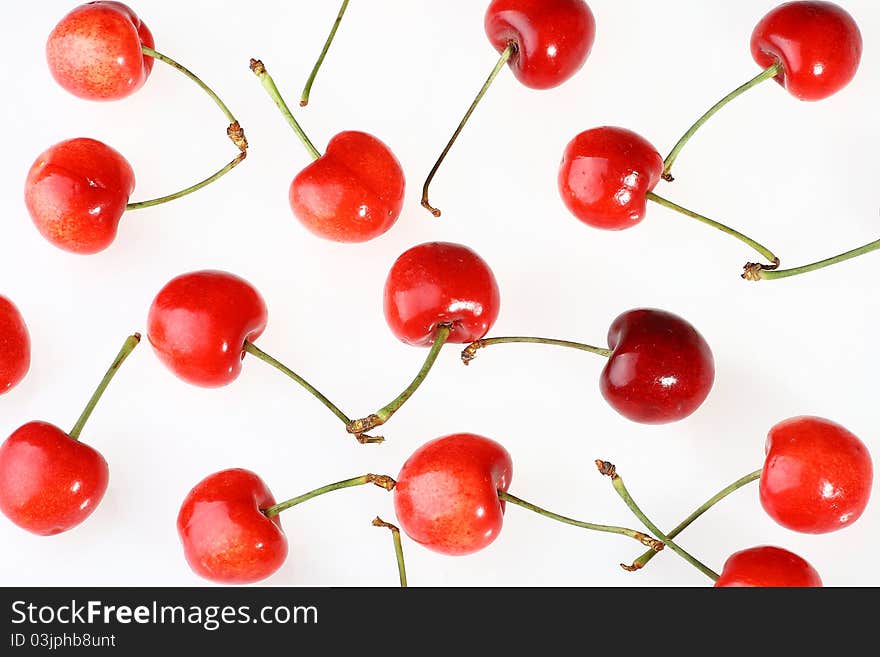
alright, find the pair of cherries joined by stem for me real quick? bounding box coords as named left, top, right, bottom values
left=0, top=296, right=31, bottom=396
left=26, top=2, right=247, bottom=255
left=177, top=433, right=663, bottom=584
left=559, top=2, right=877, bottom=281
left=0, top=333, right=139, bottom=535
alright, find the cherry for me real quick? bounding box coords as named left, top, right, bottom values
left=148, top=270, right=380, bottom=442
left=147, top=270, right=268, bottom=388
left=251, top=60, right=405, bottom=243
left=558, top=126, right=780, bottom=269
left=47, top=1, right=154, bottom=101
left=346, top=242, right=501, bottom=437
left=559, top=127, right=663, bottom=231
left=759, top=416, right=872, bottom=534
left=462, top=308, right=714, bottom=425
left=178, top=469, right=395, bottom=584
left=663, top=2, right=862, bottom=181
left=485, top=0, right=596, bottom=90
left=600, top=309, right=715, bottom=424
left=384, top=242, right=501, bottom=347
left=177, top=469, right=288, bottom=584
left=422, top=0, right=595, bottom=215
left=393, top=433, right=513, bottom=556
left=715, top=546, right=823, bottom=587
left=289, top=131, right=405, bottom=243
left=751, top=1, right=862, bottom=102
left=0, top=422, right=109, bottom=536
left=0, top=334, right=139, bottom=535
left=25, top=138, right=135, bottom=255
left=0, top=296, right=31, bottom=395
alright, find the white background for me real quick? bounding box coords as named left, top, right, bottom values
left=0, top=0, right=878, bottom=587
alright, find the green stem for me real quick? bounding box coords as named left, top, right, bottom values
left=647, top=192, right=779, bottom=267
left=662, top=62, right=782, bottom=181
left=263, top=474, right=395, bottom=518
left=596, top=460, right=720, bottom=582
left=300, top=0, right=351, bottom=107
left=373, top=517, right=407, bottom=587
left=125, top=151, right=246, bottom=210
left=250, top=59, right=321, bottom=160
left=421, top=43, right=515, bottom=217
left=626, top=469, right=761, bottom=572
left=499, top=491, right=665, bottom=551
left=346, top=324, right=451, bottom=435
left=745, top=238, right=880, bottom=281
left=69, top=334, right=140, bottom=441
left=243, top=341, right=382, bottom=444
left=461, top=336, right=612, bottom=365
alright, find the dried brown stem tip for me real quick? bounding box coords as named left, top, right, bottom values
left=661, top=172, right=675, bottom=183
left=460, top=340, right=485, bottom=365
left=355, top=432, right=385, bottom=445
left=249, top=58, right=266, bottom=75
left=620, top=562, right=643, bottom=573
left=595, top=460, right=617, bottom=478
left=366, top=474, right=397, bottom=491
left=372, top=516, right=400, bottom=532
left=347, top=414, right=383, bottom=435
left=227, top=121, right=248, bottom=151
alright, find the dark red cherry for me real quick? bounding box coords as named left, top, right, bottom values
left=600, top=309, right=715, bottom=424
left=751, top=1, right=862, bottom=101
left=147, top=270, right=268, bottom=387
left=715, top=545, right=822, bottom=587
left=47, top=1, right=155, bottom=101
left=25, top=138, right=135, bottom=254
left=558, top=127, right=663, bottom=230
left=383, top=242, right=501, bottom=347
left=484, top=0, right=596, bottom=89
left=760, top=416, right=872, bottom=534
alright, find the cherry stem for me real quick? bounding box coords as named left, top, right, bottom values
left=263, top=474, right=396, bottom=518
left=498, top=491, right=664, bottom=551
left=250, top=58, right=321, bottom=160
left=244, top=341, right=383, bottom=444
left=372, top=516, right=407, bottom=587
left=141, top=46, right=247, bottom=151
left=69, top=333, right=140, bottom=441
left=461, top=336, right=612, bottom=365
left=647, top=192, right=779, bottom=268
left=624, top=469, right=761, bottom=573
left=125, top=151, right=246, bottom=210
left=662, top=61, right=782, bottom=181
left=596, top=460, right=719, bottom=581
left=744, top=238, right=880, bottom=281
left=346, top=324, right=452, bottom=436
left=300, top=0, right=350, bottom=107
left=421, top=42, right=515, bottom=217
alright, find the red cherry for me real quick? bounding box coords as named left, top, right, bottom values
left=759, top=416, right=873, bottom=534
left=25, top=138, right=135, bottom=255
left=47, top=1, right=155, bottom=101
left=0, top=421, right=109, bottom=536
left=600, top=309, right=715, bottom=424
left=0, top=296, right=31, bottom=395
left=147, top=270, right=268, bottom=388
left=751, top=1, right=862, bottom=102
left=484, top=0, right=596, bottom=89
left=394, top=433, right=513, bottom=556
left=715, top=545, right=822, bottom=587
left=383, top=242, right=501, bottom=347
left=289, top=131, right=405, bottom=243
left=177, top=468, right=288, bottom=584
left=558, top=126, right=663, bottom=230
